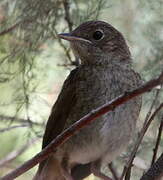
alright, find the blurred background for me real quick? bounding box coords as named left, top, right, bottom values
left=0, top=0, right=162, bottom=179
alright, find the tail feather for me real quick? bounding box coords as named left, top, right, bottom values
left=33, top=157, right=65, bottom=180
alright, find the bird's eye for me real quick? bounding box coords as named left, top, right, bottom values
left=93, top=30, right=104, bottom=40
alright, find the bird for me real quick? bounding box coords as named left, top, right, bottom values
left=33, top=20, right=142, bottom=180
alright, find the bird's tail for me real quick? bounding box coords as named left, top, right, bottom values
left=33, top=156, right=65, bottom=180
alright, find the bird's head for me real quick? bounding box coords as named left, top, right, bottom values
left=58, top=21, right=131, bottom=66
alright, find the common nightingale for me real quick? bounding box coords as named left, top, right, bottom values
left=34, top=21, right=142, bottom=180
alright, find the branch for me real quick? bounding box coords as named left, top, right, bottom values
left=122, top=86, right=162, bottom=179
left=0, top=19, right=32, bottom=36
left=62, top=0, right=80, bottom=66
left=140, top=153, right=163, bottom=180
left=63, top=0, right=73, bottom=31
left=151, top=117, right=163, bottom=165
left=0, top=138, right=39, bottom=168
left=0, top=21, right=21, bottom=36
left=108, top=163, right=119, bottom=180
left=1, top=71, right=163, bottom=180
left=120, top=103, right=163, bottom=179
left=143, top=88, right=161, bottom=126
left=0, top=125, right=28, bottom=133
left=0, top=115, right=43, bottom=127
left=52, top=27, right=75, bottom=66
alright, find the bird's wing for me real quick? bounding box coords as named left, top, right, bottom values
left=38, top=68, right=78, bottom=172
left=42, top=68, right=78, bottom=148
left=39, top=67, right=93, bottom=180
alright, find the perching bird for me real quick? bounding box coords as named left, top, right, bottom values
left=34, top=21, right=142, bottom=180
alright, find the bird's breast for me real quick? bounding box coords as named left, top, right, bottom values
left=62, top=65, right=142, bottom=165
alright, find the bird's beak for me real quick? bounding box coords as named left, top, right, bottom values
left=58, top=33, right=92, bottom=44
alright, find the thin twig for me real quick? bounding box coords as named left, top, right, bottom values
left=53, top=27, right=74, bottom=64
left=1, top=71, right=163, bottom=180
left=0, top=115, right=43, bottom=126
left=0, top=125, right=28, bottom=133
left=151, top=116, right=163, bottom=165
left=0, top=22, right=21, bottom=36
left=120, top=103, right=163, bottom=180
left=125, top=165, right=132, bottom=180
left=0, top=19, right=32, bottom=36
left=62, top=0, right=81, bottom=66
left=123, top=87, right=161, bottom=179
left=143, top=88, right=160, bottom=126
left=63, top=0, right=73, bottom=31
left=108, top=163, right=119, bottom=180
left=0, top=138, right=39, bottom=168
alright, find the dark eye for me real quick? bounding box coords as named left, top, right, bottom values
left=93, top=30, right=104, bottom=40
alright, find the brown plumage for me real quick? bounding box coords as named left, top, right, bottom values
left=34, top=21, right=142, bottom=180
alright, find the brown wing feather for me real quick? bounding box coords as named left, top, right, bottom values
left=39, top=68, right=78, bottom=171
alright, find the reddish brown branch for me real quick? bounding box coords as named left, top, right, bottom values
left=120, top=103, right=163, bottom=180
left=1, top=71, right=163, bottom=180
left=151, top=117, right=163, bottom=165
